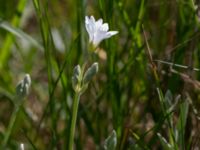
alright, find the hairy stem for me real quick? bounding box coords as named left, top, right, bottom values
left=68, top=92, right=81, bottom=150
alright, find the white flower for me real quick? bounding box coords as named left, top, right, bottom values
left=85, top=16, right=118, bottom=47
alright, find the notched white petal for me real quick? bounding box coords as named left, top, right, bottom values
left=96, top=19, right=103, bottom=28
left=85, top=16, right=89, bottom=23
left=90, top=16, right=95, bottom=23
left=101, top=23, right=109, bottom=31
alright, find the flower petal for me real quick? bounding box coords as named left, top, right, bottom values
left=106, top=31, right=118, bottom=38
left=101, top=23, right=109, bottom=32
left=90, top=16, right=96, bottom=23
left=95, top=18, right=103, bottom=29
left=93, top=30, right=107, bottom=46
left=85, top=16, right=96, bottom=42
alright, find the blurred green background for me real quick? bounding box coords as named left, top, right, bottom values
left=0, top=0, right=200, bottom=149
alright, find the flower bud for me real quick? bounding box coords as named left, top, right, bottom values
left=72, top=65, right=82, bottom=92
left=16, top=74, right=31, bottom=99
left=83, top=62, right=98, bottom=85
left=73, top=65, right=81, bottom=79
left=103, top=130, right=117, bottom=150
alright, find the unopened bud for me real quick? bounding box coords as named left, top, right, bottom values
left=83, top=62, right=98, bottom=84
left=16, top=74, right=31, bottom=98
left=72, top=65, right=82, bottom=92
left=73, top=65, right=81, bottom=79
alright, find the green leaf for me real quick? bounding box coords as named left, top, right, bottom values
left=176, top=99, right=189, bottom=149
left=0, top=20, right=43, bottom=50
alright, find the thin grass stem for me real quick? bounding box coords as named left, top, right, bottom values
left=2, top=106, right=19, bottom=147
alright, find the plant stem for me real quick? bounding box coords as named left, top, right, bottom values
left=68, top=92, right=81, bottom=150
left=2, top=106, right=19, bottom=147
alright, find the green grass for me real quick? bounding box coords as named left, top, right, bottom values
left=0, top=0, right=200, bottom=149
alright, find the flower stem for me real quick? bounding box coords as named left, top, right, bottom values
left=68, top=92, right=81, bottom=150
left=2, top=106, right=19, bottom=147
